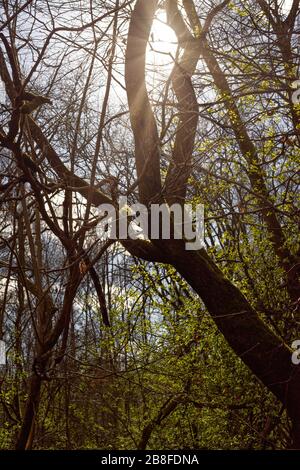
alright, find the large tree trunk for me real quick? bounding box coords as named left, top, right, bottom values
left=171, top=246, right=300, bottom=448
left=124, top=1, right=300, bottom=447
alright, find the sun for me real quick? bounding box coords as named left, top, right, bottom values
left=281, top=0, right=293, bottom=13
left=147, top=9, right=178, bottom=78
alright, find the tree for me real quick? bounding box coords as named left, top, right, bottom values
left=0, top=0, right=299, bottom=449
left=124, top=0, right=300, bottom=447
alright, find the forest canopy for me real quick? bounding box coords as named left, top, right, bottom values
left=0, top=0, right=300, bottom=450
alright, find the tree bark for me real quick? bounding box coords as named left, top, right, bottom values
left=15, top=374, right=42, bottom=450
left=125, top=0, right=300, bottom=448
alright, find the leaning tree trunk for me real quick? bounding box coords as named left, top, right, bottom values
left=170, top=245, right=300, bottom=448
left=125, top=0, right=300, bottom=448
